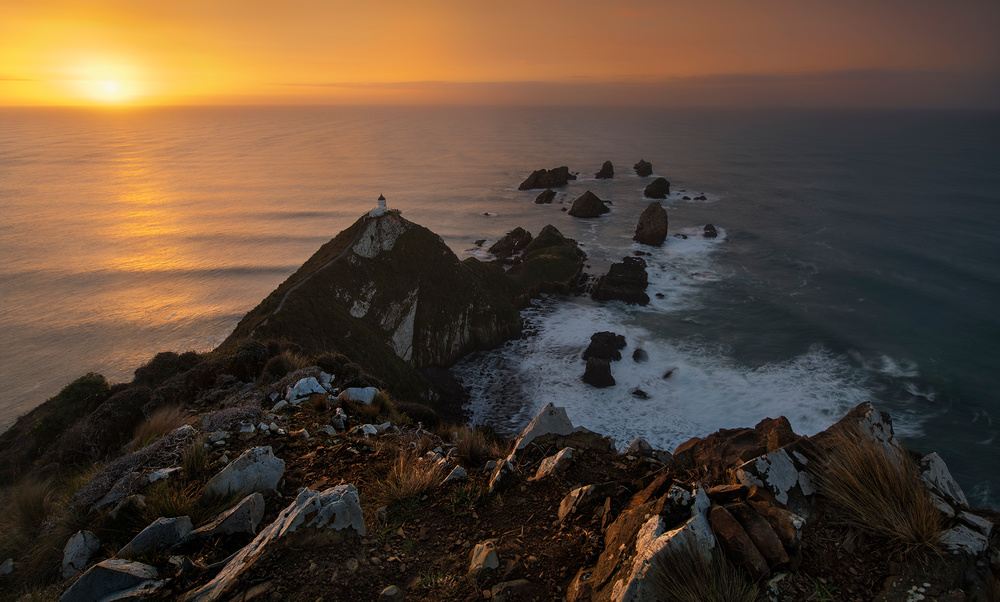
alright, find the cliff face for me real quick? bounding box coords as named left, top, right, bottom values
left=223, top=212, right=583, bottom=398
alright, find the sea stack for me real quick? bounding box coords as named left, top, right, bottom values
left=634, top=202, right=668, bottom=246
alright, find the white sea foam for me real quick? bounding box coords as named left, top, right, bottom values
left=455, top=298, right=879, bottom=452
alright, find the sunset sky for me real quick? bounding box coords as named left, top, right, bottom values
left=2, top=0, right=999, bottom=107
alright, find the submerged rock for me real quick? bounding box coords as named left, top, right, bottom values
left=534, top=189, right=556, bottom=204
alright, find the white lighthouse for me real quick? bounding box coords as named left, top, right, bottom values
left=369, top=193, right=388, bottom=217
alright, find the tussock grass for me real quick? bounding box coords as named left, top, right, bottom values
left=810, top=425, right=943, bottom=556
left=139, top=480, right=244, bottom=529
left=652, top=541, right=762, bottom=602
left=129, top=406, right=189, bottom=452
left=450, top=425, right=509, bottom=467
left=182, top=435, right=209, bottom=479
left=0, top=477, right=87, bottom=587
left=375, top=450, right=446, bottom=508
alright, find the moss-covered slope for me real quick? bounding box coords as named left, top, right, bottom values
left=222, top=212, right=583, bottom=400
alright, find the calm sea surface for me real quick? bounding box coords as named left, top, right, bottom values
left=2, top=106, right=998, bottom=505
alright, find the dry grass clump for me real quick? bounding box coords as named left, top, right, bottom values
left=0, top=476, right=85, bottom=587
left=449, top=425, right=509, bottom=467
left=182, top=435, right=209, bottom=479
left=375, top=450, right=446, bottom=508
left=652, top=541, right=762, bottom=602
left=810, top=425, right=943, bottom=556
left=129, top=406, right=189, bottom=451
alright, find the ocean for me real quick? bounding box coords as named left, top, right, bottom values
left=1, top=106, right=998, bottom=506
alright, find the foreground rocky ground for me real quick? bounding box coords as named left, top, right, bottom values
left=0, top=358, right=997, bottom=601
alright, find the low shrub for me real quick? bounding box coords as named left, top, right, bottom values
left=133, top=351, right=203, bottom=389
left=810, top=425, right=943, bottom=556
left=58, top=386, right=153, bottom=463
left=261, top=350, right=312, bottom=383
left=28, top=373, right=111, bottom=445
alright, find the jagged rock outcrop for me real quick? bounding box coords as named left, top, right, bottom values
left=703, top=223, right=718, bottom=238
left=185, top=485, right=365, bottom=601
left=489, top=227, right=533, bottom=262
left=643, top=177, right=670, bottom=199
left=518, top=166, right=576, bottom=190
left=591, top=257, right=650, bottom=305
left=568, top=191, right=610, bottom=218
left=534, top=189, right=556, bottom=204
left=633, top=159, right=653, bottom=177
left=595, top=161, right=614, bottom=179
left=634, top=202, right=668, bottom=246
left=583, top=332, right=626, bottom=362
left=223, top=212, right=583, bottom=400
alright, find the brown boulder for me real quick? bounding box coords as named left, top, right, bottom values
left=708, top=505, right=770, bottom=581
left=748, top=500, right=803, bottom=550
left=633, top=202, right=668, bottom=246
left=706, top=484, right=747, bottom=504
left=633, top=159, right=653, bottom=177
left=568, top=190, right=610, bottom=218
left=727, top=502, right=790, bottom=568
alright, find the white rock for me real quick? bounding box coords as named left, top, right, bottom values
left=208, top=432, right=229, bottom=443
left=190, top=493, right=266, bottom=539
left=534, top=447, right=575, bottom=480
left=269, top=422, right=279, bottom=432
left=735, top=448, right=815, bottom=517
left=271, top=399, right=289, bottom=412
left=185, top=485, right=365, bottom=602
left=285, top=377, right=326, bottom=403
left=941, top=524, right=989, bottom=555
left=62, top=531, right=101, bottom=578
left=117, top=516, right=193, bottom=560
left=0, top=557, right=12, bottom=576
left=238, top=422, right=256, bottom=437
left=315, top=426, right=338, bottom=436
left=203, top=446, right=285, bottom=498
left=356, top=424, right=378, bottom=437
left=468, top=540, right=499, bottom=581
left=919, top=452, right=969, bottom=507
left=443, top=466, right=468, bottom=483
left=338, top=387, right=380, bottom=404
left=625, top=438, right=653, bottom=455
left=611, top=489, right=714, bottom=602
left=511, top=403, right=576, bottom=452
left=319, top=372, right=335, bottom=390
left=958, top=511, right=993, bottom=536
left=375, top=421, right=392, bottom=433
left=147, top=467, right=181, bottom=484
left=257, top=422, right=269, bottom=432
left=60, top=559, right=161, bottom=602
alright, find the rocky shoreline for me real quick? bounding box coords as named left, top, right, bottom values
left=1, top=170, right=998, bottom=600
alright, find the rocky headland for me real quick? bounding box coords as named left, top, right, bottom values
left=0, top=185, right=997, bottom=601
